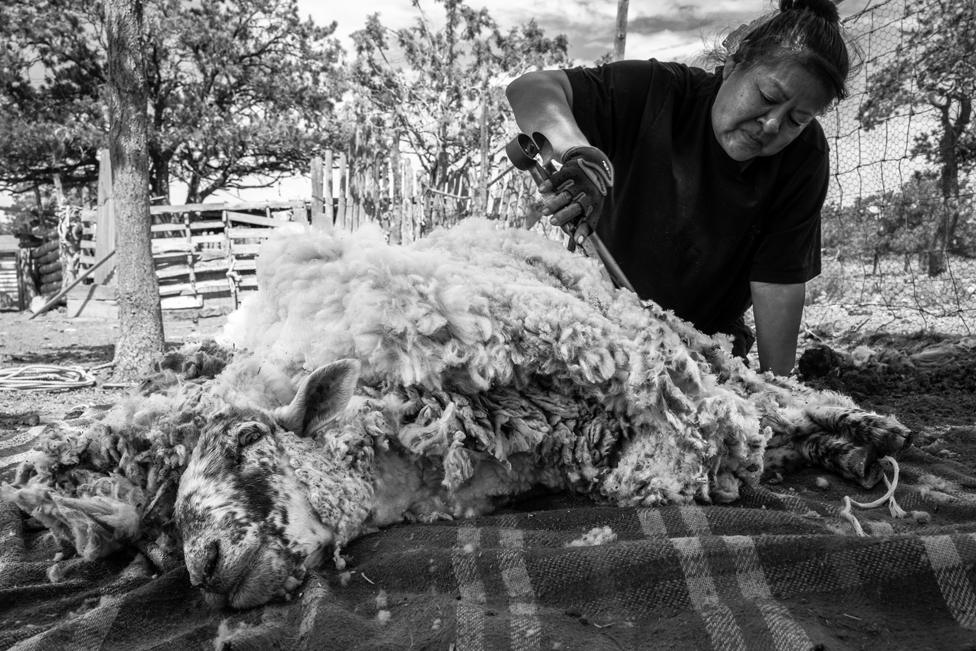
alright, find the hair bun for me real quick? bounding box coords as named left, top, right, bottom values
left=780, top=0, right=840, bottom=24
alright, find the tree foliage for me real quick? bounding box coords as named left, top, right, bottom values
left=856, top=0, right=976, bottom=273
left=822, top=172, right=976, bottom=262
left=0, top=0, right=346, bottom=203
left=0, top=2, right=106, bottom=192
left=348, top=0, right=570, bottom=192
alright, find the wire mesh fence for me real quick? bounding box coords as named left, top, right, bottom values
left=812, top=0, right=976, bottom=335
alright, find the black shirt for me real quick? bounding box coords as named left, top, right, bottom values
left=565, top=59, right=826, bottom=335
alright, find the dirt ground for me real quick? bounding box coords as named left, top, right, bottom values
left=0, top=308, right=225, bottom=427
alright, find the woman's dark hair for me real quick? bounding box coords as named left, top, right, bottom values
left=719, top=0, right=857, bottom=103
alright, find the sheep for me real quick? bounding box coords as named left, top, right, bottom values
left=1, top=218, right=912, bottom=610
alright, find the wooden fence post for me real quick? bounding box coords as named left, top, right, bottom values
left=94, top=148, right=117, bottom=284
left=336, top=152, right=347, bottom=230
left=310, top=156, right=326, bottom=229
left=401, top=158, right=413, bottom=245
left=324, top=149, right=334, bottom=227
left=371, top=159, right=381, bottom=226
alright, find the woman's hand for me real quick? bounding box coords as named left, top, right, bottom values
left=541, top=146, right=614, bottom=248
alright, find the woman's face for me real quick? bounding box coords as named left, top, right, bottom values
left=712, top=57, right=832, bottom=162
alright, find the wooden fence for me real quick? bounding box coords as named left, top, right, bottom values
left=79, top=200, right=308, bottom=311
left=313, top=148, right=536, bottom=243
left=39, top=146, right=537, bottom=314
left=0, top=247, right=21, bottom=310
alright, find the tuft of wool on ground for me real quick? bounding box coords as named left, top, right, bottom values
left=1, top=218, right=899, bottom=566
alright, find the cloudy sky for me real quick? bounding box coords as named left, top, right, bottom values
left=308, top=0, right=873, bottom=66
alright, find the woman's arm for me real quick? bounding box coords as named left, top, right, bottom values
left=751, top=281, right=805, bottom=375
left=506, top=70, right=590, bottom=159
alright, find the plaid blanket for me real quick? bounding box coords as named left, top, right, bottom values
left=2, top=425, right=975, bottom=650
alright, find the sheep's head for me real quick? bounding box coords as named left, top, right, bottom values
left=174, top=359, right=360, bottom=609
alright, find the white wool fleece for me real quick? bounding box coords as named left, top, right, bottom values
left=224, top=220, right=626, bottom=393
left=222, top=219, right=767, bottom=507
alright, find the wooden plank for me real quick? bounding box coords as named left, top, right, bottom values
left=190, top=279, right=235, bottom=293
left=155, top=258, right=255, bottom=280
left=225, top=211, right=287, bottom=228
left=158, top=277, right=254, bottom=295
left=231, top=243, right=263, bottom=256
left=152, top=249, right=193, bottom=261
left=150, top=219, right=227, bottom=233
left=152, top=239, right=193, bottom=253
left=186, top=220, right=224, bottom=231
left=150, top=200, right=305, bottom=215
left=155, top=266, right=191, bottom=281
left=155, top=284, right=184, bottom=297
left=227, top=227, right=273, bottom=240
left=150, top=223, right=187, bottom=233
left=161, top=295, right=203, bottom=310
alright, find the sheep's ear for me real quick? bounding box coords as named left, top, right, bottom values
left=273, top=359, right=361, bottom=437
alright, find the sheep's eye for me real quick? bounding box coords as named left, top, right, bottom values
left=235, top=422, right=268, bottom=447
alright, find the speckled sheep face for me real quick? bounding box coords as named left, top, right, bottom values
left=174, top=360, right=360, bottom=609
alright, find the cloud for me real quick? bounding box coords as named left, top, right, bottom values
left=309, top=0, right=785, bottom=65
left=628, top=9, right=758, bottom=38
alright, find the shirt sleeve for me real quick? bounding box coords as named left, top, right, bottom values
left=564, top=59, right=685, bottom=160
left=749, top=126, right=828, bottom=284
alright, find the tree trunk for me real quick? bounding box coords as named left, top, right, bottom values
left=928, top=97, right=970, bottom=276
left=105, top=0, right=165, bottom=381
left=148, top=144, right=171, bottom=204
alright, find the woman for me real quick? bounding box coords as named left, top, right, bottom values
left=506, top=0, right=854, bottom=376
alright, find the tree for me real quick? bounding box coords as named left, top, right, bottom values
left=143, top=0, right=345, bottom=202
left=857, top=0, right=976, bottom=275
left=821, top=172, right=955, bottom=269
left=0, top=0, right=345, bottom=203
left=105, top=0, right=164, bottom=380
left=348, top=0, right=570, bottom=202
left=0, top=2, right=105, bottom=194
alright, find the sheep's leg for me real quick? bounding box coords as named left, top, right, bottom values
left=762, top=405, right=912, bottom=488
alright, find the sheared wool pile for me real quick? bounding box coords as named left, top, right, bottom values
left=223, top=218, right=768, bottom=507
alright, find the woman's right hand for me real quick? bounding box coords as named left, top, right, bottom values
left=540, top=145, right=614, bottom=248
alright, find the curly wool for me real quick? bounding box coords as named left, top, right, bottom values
left=223, top=218, right=768, bottom=508
left=0, top=355, right=304, bottom=561
left=3, top=218, right=778, bottom=561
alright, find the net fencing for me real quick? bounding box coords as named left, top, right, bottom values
left=811, top=0, right=976, bottom=336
